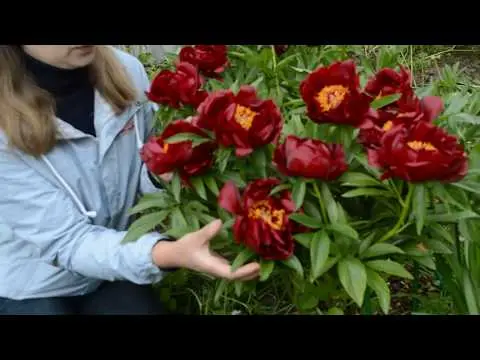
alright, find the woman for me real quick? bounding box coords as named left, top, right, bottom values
left=0, top=45, right=260, bottom=315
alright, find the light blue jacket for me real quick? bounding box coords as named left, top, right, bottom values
left=0, top=47, right=167, bottom=300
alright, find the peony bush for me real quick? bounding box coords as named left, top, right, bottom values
left=125, top=45, right=480, bottom=315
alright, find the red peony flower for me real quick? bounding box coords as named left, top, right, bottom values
left=140, top=120, right=216, bottom=180
left=218, top=179, right=296, bottom=261
left=194, top=86, right=283, bottom=157
left=358, top=95, right=444, bottom=150
left=273, top=135, right=348, bottom=180
left=368, top=121, right=468, bottom=183
left=146, top=62, right=207, bottom=109
left=299, top=60, right=371, bottom=127
left=179, top=45, right=228, bottom=79
left=365, top=66, right=415, bottom=104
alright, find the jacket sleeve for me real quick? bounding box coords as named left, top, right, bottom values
left=0, top=149, right=166, bottom=284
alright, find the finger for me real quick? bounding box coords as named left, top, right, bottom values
left=209, top=250, right=230, bottom=265
left=192, top=219, right=223, bottom=245
left=230, top=262, right=261, bottom=281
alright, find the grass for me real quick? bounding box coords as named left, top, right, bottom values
left=135, top=45, right=480, bottom=315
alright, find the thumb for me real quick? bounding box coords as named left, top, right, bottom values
left=193, top=219, right=223, bottom=244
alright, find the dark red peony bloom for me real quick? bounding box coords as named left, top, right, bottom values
left=299, top=60, right=371, bottom=127
left=194, top=86, right=283, bottom=157
left=140, top=120, right=216, bottom=180
left=179, top=45, right=228, bottom=79
left=273, top=135, right=348, bottom=180
left=146, top=62, right=207, bottom=109
left=218, top=179, right=296, bottom=261
left=368, top=121, right=468, bottom=183
left=274, top=45, right=289, bottom=56
left=358, top=95, right=444, bottom=150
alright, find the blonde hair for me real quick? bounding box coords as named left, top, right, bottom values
left=0, top=45, right=138, bottom=156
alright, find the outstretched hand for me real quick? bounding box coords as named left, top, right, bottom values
left=152, top=219, right=260, bottom=281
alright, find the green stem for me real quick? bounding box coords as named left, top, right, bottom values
left=389, top=180, right=405, bottom=207
left=270, top=45, right=281, bottom=100
left=378, top=184, right=414, bottom=243
left=313, top=182, right=328, bottom=224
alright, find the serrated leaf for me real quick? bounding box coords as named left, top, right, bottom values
left=289, top=213, right=323, bottom=229
left=340, top=172, right=382, bottom=187
left=122, top=210, right=170, bottom=244
left=282, top=255, right=304, bottom=278
left=260, top=260, right=275, bottom=282
left=171, top=172, right=181, bottom=203
left=231, top=248, right=255, bottom=272
left=292, top=180, right=307, bottom=210
left=366, top=260, right=413, bottom=280
left=413, top=184, right=426, bottom=235
left=338, top=258, right=367, bottom=307
left=190, top=176, right=207, bottom=200
left=204, top=176, right=219, bottom=196
left=366, top=268, right=391, bottom=315
left=361, top=243, right=405, bottom=259
left=342, top=188, right=396, bottom=198
left=310, top=231, right=331, bottom=281
left=370, top=93, right=401, bottom=110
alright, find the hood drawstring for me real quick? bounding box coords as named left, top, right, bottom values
left=40, top=113, right=144, bottom=220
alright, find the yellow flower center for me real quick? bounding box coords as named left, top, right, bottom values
left=234, top=105, right=257, bottom=130
left=315, top=85, right=349, bottom=112
left=248, top=200, right=285, bottom=231
left=382, top=120, right=393, bottom=131
left=407, top=141, right=437, bottom=152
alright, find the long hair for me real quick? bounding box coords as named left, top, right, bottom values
left=0, top=45, right=138, bottom=156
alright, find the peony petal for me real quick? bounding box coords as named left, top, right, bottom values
left=218, top=181, right=242, bottom=214
left=421, top=96, right=444, bottom=122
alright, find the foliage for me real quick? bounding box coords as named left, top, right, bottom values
left=127, top=45, right=480, bottom=315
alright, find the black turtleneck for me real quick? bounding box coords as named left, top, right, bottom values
left=21, top=50, right=96, bottom=137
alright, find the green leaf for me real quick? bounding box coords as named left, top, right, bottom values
left=214, top=280, right=228, bottom=307
left=321, top=183, right=339, bottom=223
left=412, top=255, right=436, bottom=271
left=292, top=179, right=307, bottom=210
left=204, top=176, right=220, bottom=196
left=366, top=268, right=391, bottom=315
left=282, top=255, right=304, bottom=278
left=366, top=260, right=413, bottom=280
left=216, top=147, right=233, bottom=173
left=231, top=248, right=256, bottom=272
left=128, top=196, right=173, bottom=215
left=164, top=132, right=210, bottom=147
left=310, top=231, right=331, bottom=281
left=190, top=176, right=207, bottom=201
left=340, top=172, right=383, bottom=187
left=259, top=260, right=275, bottom=282
left=424, top=239, right=453, bottom=254
left=429, top=223, right=455, bottom=245
left=360, top=244, right=405, bottom=259
left=122, top=210, right=170, bottom=244
left=427, top=210, right=480, bottom=223
left=413, top=184, right=426, bottom=235
left=294, top=232, right=314, bottom=248
left=342, top=188, right=396, bottom=199
left=269, top=183, right=291, bottom=196
left=452, top=180, right=480, bottom=195
left=370, top=93, right=401, bottom=110
left=234, top=281, right=244, bottom=297
left=171, top=172, right=181, bottom=203
left=218, top=171, right=246, bottom=188
left=251, top=148, right=267, bottom=178
left=289, top=213, right=323, bottom=229
left=463, top=269, right=480, bottom=315
left=327, top=307, right=344, bottom=315
left=327, top=223, right=359, bottom=240
left=338, top=258, right=367, bottom=307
